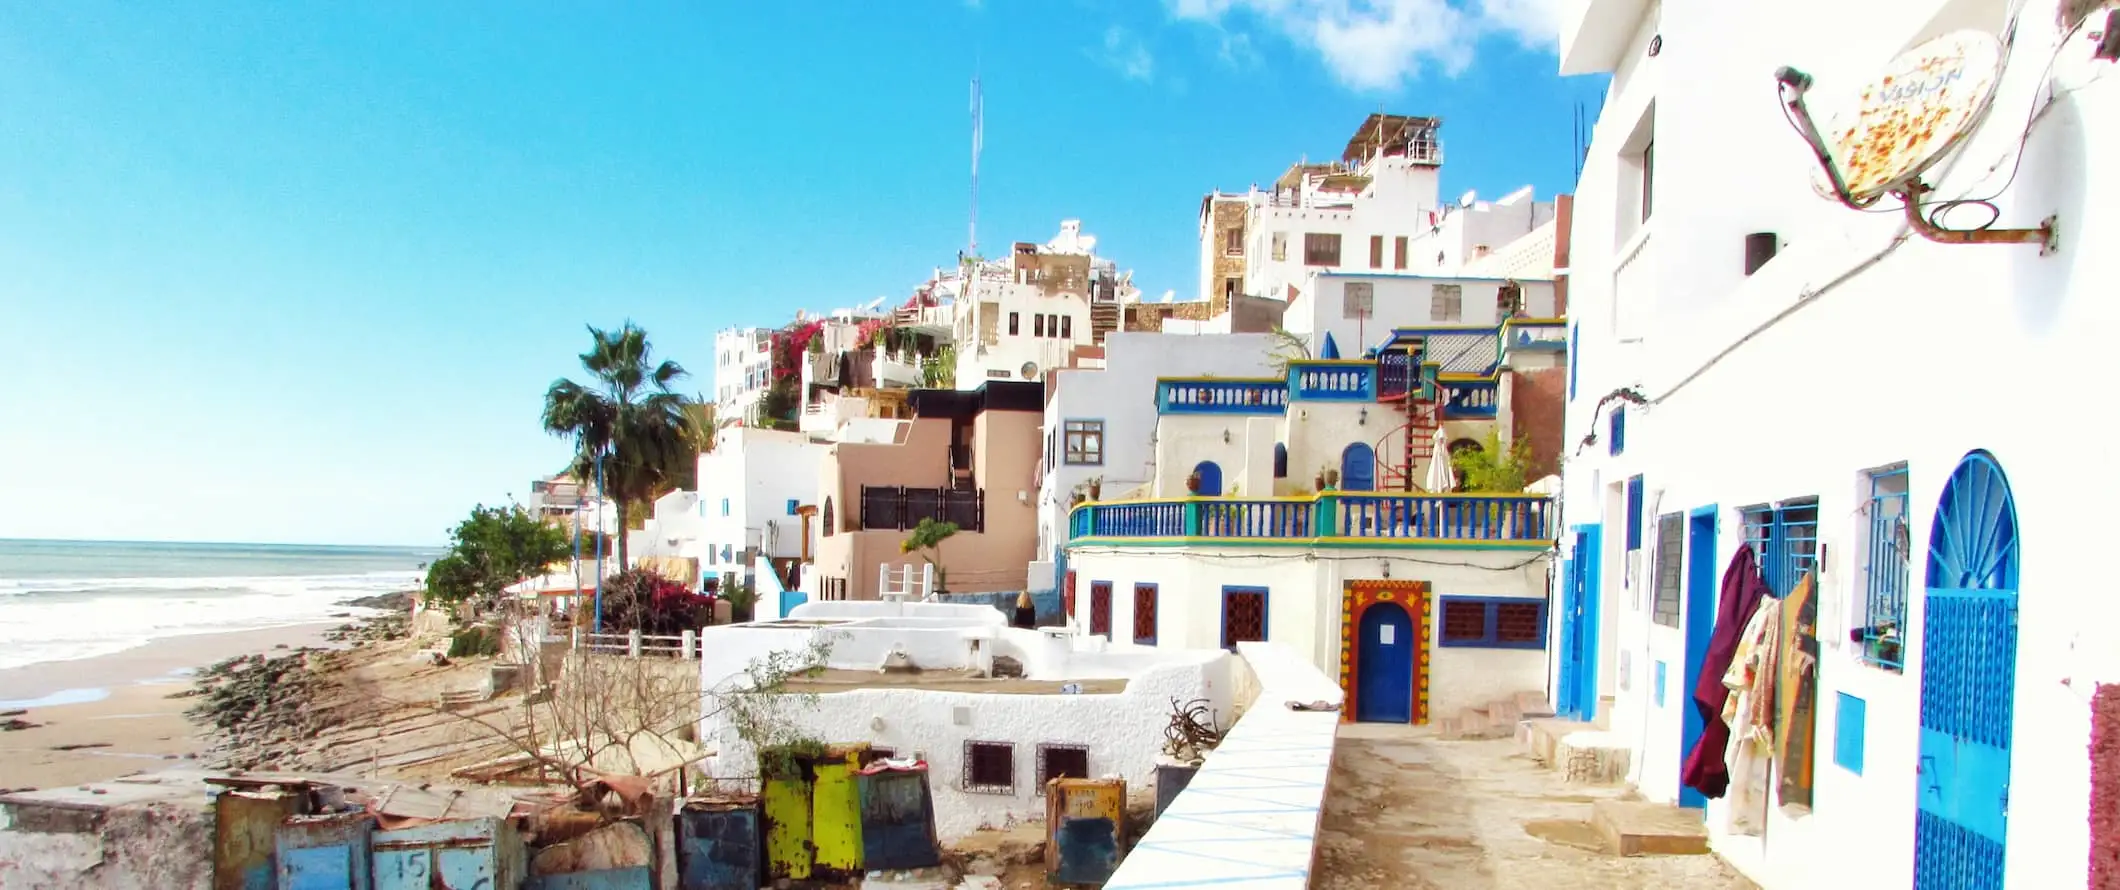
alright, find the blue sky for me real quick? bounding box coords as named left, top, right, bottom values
left=0, top=1, right=1600, bottom=547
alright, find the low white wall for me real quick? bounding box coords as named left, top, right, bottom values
left=1104, top=642, right=1341, bottom=889
left=699, top=649, right=1238, bottom=842
left=788, top=601, right=1004, bottom=625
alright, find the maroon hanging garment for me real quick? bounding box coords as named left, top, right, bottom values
left=1679, top=546, right=1771, bottom=799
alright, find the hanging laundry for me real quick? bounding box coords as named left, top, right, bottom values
left=1681, top=545, right=1773, bottom=799
left=1776, top=570, right=1822, bottom=810
left=1722, top=598, right=1782, bottom=835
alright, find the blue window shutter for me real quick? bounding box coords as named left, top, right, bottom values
left=1609, top=405, right=1627, bottom=455
left=1625, top=476, right=1644, bottom=550
left=1834, top=692, right=1867, bottom=774
left=786, top=498, right=799, bottom=516
left=1568, top=324, right=1579, bottom=399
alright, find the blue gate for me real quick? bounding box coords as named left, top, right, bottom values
left=1558, top=525, right=1603, bottom=721
left=1341, top=443, right=1376, bottom=493
left=1679, top=506, right=1720, bottom=809
left=1355, top=601, right=1414, bottom=723
left=1913, top=451, right=2020, bottom=890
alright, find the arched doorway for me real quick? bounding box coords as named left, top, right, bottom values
left=1355, top=601, right=1415, bottom=723
left=1190, top=461, right=1223, bottom=496
left=1912, top=450, right=2020, bottom=890
left=1341, top=443, right=1375, bottom=493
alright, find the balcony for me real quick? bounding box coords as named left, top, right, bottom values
left=1288, top=360, right=1375, bottom=402
left=1441, top=380, right=1499, bottom=419
left=1155, top=378, right=1289, bottom=415
left=1068, top=493, right=1554, bottom=547
left=860, top=485, right=984, bottom=533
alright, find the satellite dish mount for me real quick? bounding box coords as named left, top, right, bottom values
left=1777, top=30, right=2057, bottom=254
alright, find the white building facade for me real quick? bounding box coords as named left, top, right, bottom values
left=1557, top=1, right=2115, bottom=888
left=695, top=426, right=825, bottom=592
left=949, top=220, right=1136, bottom=386
left=712, top=325, right=775, bottom=428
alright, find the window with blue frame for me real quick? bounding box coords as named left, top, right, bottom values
left=1625, top=476, right=1645, bottom=550
left=1740, top=498, right=1821, bottom=596
left=721, top=498, right=731, bottom=517
left=1608, top=405, right=1627, bottom=455
left=1437, top=596, right=1547, bottom=649
left=786, top=498, right=800, bottom=516
left=1858, top=465, right=1910, bottom=671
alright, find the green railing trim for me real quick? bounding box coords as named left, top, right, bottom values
left=1065, top=536, right=1554, bottom=552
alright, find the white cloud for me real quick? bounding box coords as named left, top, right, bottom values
left=1169, top=0, right=1564, bottom=91
left=1099, top=26, right=1158, bottom=83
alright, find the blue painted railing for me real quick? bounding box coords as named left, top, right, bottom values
left=1335, top=494, right=1551, bottom=541
left=1288, top=361, right=1376, bottom=402
left=1068, top=493, right=1553, bottom=544
left=1377, top=351, right=1415, bottom=400
left=1442, top=380, right=1499, bottom=419
left=1156, top=379, right=1289, bottom=414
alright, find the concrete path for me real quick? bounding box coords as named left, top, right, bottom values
left=1314, top=723, right=1757, bottom=890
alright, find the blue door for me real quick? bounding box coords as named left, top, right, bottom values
left=1355, top=601, right=1415, bottom=723
left=1679, top=507, right=1719, bottom=809
left=1558, top=525, right=1603, bottom=721
left=1341, top=443, right=1376, bottom=493
left=1191, top=461, right=1223, bottom=496
left=1913, top=451, right=2019, bottom=890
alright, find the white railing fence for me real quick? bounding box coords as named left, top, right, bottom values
left=572, top=628, right=705, bottom=660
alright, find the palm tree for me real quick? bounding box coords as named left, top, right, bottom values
left=542, top=322, right=695, bottom=567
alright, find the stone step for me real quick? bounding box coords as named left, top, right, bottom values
left=1515, top=691, right=1556, bottom=719
left=1486, top=697, right=1522, bottom=727
left=1557, top=729, right=1631, bottom=785
left=1591, top=799, right=1710, bottom=856
left=1517, top=717, right=1595, bottom=765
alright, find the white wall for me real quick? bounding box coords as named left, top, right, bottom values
left=1559, top=2, right=2114, bottom=888
left=696, top=428, right=824, bottom=587
left=1285, top=273, right=1557, bottom=354
left=1061, top=545, right=1551, bottom=719
left=713, top=326, right=774, bottom=424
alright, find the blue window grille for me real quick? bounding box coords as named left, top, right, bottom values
left=721, top=498, right=731, bottom=517
left=1861, top=466, right=1910, bottom=671
left=1608, top=405, right=1626, bottom=455
left=1739, top=499, right=1821, bottom=596
left=1834, top=692, right=1867, bottom=775
left=786, top=498, right=800, bottom=516
left=1625, top=475, right=1645, bottom=550
left=1437, top=596, right=1547, bottom=649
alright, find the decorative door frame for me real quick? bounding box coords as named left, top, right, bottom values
left=1338, top=580, right=1432, bottom=724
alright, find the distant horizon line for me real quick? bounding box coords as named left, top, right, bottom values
left=0, top=536, right=446, bottom=551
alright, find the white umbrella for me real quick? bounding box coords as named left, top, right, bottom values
left=1424, top=426, right=1456, bottom=493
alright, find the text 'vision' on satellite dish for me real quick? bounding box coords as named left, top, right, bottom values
left=1773, top=29, right=2058, bottom=253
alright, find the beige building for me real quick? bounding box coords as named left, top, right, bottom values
left=811, top=381, right=1044, bottom=601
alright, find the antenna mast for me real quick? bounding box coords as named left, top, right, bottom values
left=969, top=76, right=982, bottom=260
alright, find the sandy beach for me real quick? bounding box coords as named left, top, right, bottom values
left=0, top=623, right=345, bottom=791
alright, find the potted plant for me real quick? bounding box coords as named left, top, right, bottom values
left=1185, top=471, right=1203, bottom=494
left=1086, top=476, right=1103, bottom=500
left=1314, top=471, right=1327, bottom=492
left=1321, top=467, right=1341, bottom=491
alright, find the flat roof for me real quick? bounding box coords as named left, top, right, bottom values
left=1343, top=113, right=1442, bottom=163
left=781, top=668, right=1128, bottom=696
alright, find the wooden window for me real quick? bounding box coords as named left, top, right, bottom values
left=1270, top=232, right=1287, bottom=261
left=1221, top=587, right=1267, bottom=649
left=1061, top=315, right=1072, bottom=339
left=1438, top=596, right=1547, bottom=649
left=1036, top=744, right=1090, bottom=793
left=1034, top=314, right=1045, bottom=337
left=1430, top=283, right=1463, bottom=322
left=1089, top=582, right=1113, bottom=638
left=1302, top=233, right=1341, bottom=267
left=1133, top=584, right=1158, bottom=644
left=1008, top=312, right=1019, bottom=336
left=1063, top=420, right=1103, bottom=465
left=1652, top=513, right=1684, bottom=628
left=1223, top=226, right=1243, bottom=255
left=1393, top=236, right=1409, bottom=270
left=1368, top=235, right=1384, bottom=269
left=962, top=741, right=1015, bottom=794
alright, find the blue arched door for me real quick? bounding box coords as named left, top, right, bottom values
left=1190, top=461, right=1223, bottom=496
left=1341, top=443, right=1376, bottom=493
left=1355, top=601, right=1415, bottom=723
left=1913, top=451, right=2019, bottom=890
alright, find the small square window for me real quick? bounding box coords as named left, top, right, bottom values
left=1009, top=312, right=1020, bottom=336
left=963, top=740, right=1015, bottom=794
left=1063, top=420, right=1104, bottom=466
left=1440, top=599, right=1488, bottom=643
left=1438, top=596, right=1547, bottom=649
left=786, top=499, right=800, bottom=516
left=1036, top=743, right=1090, bottom=794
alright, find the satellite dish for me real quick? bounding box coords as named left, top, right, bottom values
left=1020, top=362, right=1038, bottom=380
left=1814, top=29, right=2005, bottom=204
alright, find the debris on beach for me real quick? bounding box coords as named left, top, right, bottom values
left=2, top=717, right=40, bottom=732
left=185, top=649, right=335, bottom=769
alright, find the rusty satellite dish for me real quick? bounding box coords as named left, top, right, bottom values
left=1812, top=29, right=2006, bottom=204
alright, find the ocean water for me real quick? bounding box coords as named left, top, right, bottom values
left=0, top=538, right=440, bottom=671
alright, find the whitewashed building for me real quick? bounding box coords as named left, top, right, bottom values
left=695, top=426, right=825, bottom=593
left=695, top=600, right=1243, bottom=841
left=712, top=325, right=775, bottom=428
left=948, top=220, right=1136, bottom=386
left=1063, top=324, right=1567, bottom=727
left=1031, top=331, right=1280, bottom=593
left=1557, top=1, right=2113, bottom=888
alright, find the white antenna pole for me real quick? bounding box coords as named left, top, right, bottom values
left=970, top=76, right=982, bottom=259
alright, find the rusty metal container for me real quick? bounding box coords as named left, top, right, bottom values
left=1044, top=777, right=1127, bottom=886
left=215, top=789, right=305, bottom=890
left=276, top=812, right=374, bottom=890
left=674, top=797, right=761, bottom=890
left=526, top=866, right=654, bottom=889
left=370, top=817, right=525, bottom=890
left=856, top=764, right=939, bottom=871
left=760, top=743, right=865, bottom=882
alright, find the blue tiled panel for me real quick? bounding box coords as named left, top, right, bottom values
left=1835, top=692, right=1867, bottom=775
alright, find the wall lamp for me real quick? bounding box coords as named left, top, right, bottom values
left=1359, top=406, right=1368, bottom=426
left=1223, top=429, right=1232, bottom=444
